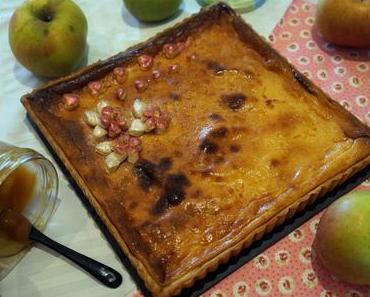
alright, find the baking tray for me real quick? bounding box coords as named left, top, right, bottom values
left=27, top=114, right=370, bottom=297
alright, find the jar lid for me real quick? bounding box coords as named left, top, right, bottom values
left=197, top=0, right=266, bottom=12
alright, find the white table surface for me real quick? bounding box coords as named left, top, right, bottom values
left=0, top=1, right=305, bottom=296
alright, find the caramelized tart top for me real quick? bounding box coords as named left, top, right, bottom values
left=24, top=6, right=370, bottom=285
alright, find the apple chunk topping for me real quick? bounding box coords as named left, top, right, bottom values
left=152, top=70, right=161, bottom=79
left=108, top=121, right=122, bottom=138
left=97, top=100, right=109, bottom=114
left=82, top=100, right=139, bottom=171
left=113, top=134, right=142, bottom=164
left=143, top=106, right=170, bottom=134
left=135, top=80, right=149, bottom=92
left=100, top=106, right=128, bottom=132
left=116, top=88, right=127, bottom=101
left=162, top=42, right=185, bottom=59
left=81, top=75, right=171, bottom=172
left=138, top=55, right=153, bottom=71
left=87, top=81, right=102, bottom=96
left=63, top=93, right=79, bottom=111
left=113, top=67, right=127, bottom=83
left=105, top=152, right=127, bottom=172
left=128, top=119, right=147, bottom=136
left=168, top=64, right=179, bottom=73
left=96, top=141, right=113, bottom=155
left=83, top=110, right=101, bottom=126
left=132, top=98, right=148, bottom=118
left=93, top=125, right=107, bottom=139
left=131, top=99, right=170, bottom=134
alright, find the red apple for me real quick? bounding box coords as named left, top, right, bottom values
left=315, top=191, right=370, bottom=285
left=8, top=0, right=88, bottom=78
left=315, top=0, right=370, bottom=48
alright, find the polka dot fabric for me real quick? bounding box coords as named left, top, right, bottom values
left=202, top=218, right=370, bottom=297
left=132, top=1, right=370, bottom=296
left=268, top=0, right=370, bottom=128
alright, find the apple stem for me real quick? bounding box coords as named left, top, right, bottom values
left=37, top=8, right=53, bottom=22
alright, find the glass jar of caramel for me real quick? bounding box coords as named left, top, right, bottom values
left=0, top=141, right=58, bottom=280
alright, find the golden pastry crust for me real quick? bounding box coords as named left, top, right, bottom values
left=22, top=3, right=370, bottom=296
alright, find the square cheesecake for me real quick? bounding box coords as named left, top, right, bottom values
left=22, top=3, right=370, bottom=296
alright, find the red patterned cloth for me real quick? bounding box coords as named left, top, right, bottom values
left=133, top=1, right=370, bottom=296
left=268, top=0, right=369, bottom=128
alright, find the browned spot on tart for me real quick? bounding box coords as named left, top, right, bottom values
left=270, top=159, right=280, bottom=167
left=221, top=93, right=246, bottom=110
left=199, top=139, right=218, bottom=154
left=208, top=113, right=224, bottom=121
left=229, top=144, right=240, bottom=153
left=152, top=173, right=191, bottom=214
left=210, top=127, right=228, bottom=138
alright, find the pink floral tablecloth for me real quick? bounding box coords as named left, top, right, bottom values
left=135, top=1, right=370, bottom=296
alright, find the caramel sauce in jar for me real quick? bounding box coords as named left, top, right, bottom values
left=0, top=166, right=36, bottom=212
left=0, top=166, right=36, bottom=257
left=0, top=142, right=58, bottom=263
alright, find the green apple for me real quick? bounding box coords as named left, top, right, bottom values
left=9, top=0, right=88, bottom=78
left=316, top=0, right=370, bottom=48
left=124, top=0, right=182, bottom=22
left=315, top=191, right=370, bottom=285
